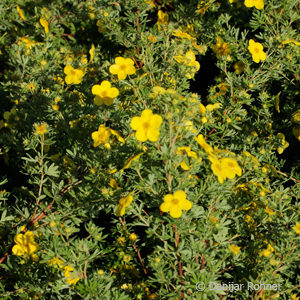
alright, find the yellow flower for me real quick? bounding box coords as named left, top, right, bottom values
left=40, top=18, right=49, bottom=34
left=229, top=244, right=240, bottom=255
left=116, top=192, right=134, bottom=216
left=195, top=134, right=214, bottom=154
left=64, top=65, right=84, bottom=85
left=27, top=83, right=36, bottom=93
left=144, top=0, right=156, bottom=8
left=212, top=37, right=231, bottom=59
left=16, top=5, right=26, bottom=21
left=19, top=37, right=36, bottom=50
left=260, top=243, right=274, bottom=257
left=234, top=61, right=245, bottom=74
left=210, top=156, right=242, bottom=184
left=149, top=86, right=166, bottom=98
left=91, top=124, right=111, bottom=148
left=248, top=39, right=266, bottom=63
left=277, top=132, right=289, bottom=154
left=216, top=83, right=228, bottom=96
left=185, top=50, right=200, bottom=67
left=34, top=123, right=48, bottom=135
left=281, top=39, right=300, bottom=46
left=109, top=57, right=136, bottom=80
left=196, top=1, right=210, bottom=16
left=292, top=110, right=300, bottom=123
left=49, top=220, right=56, bottom=228
left=177, top=147, right=197, bottom=159
left=121, top=152, right=144, bottom=171
left=12, top=231, right=39, bottom=260
left=63, top=265, right=80, bottom=285
left=244, top=0, right=264, bottom=10
left=221, top=157, right=242, bottom=179
left=184, top=120, right=197, bottom=133
left=265, top=207, right=275, bottom=216
left=130, top=109, right=162, bottom=142
left=81, top=56, right=88, bottom=64
left=148, top=33, right=157, bottom=43
left=123, top=254, right=132, bottom=263
left=111, top=129, right=125, bottom=143
left=201, top=117, right=208, bottom=124
left=96, top=19, right=107, bottom=33
left=48, top=257, right=64, bottom=267
left=97, top=269, right=104, bottom=275
left=291, top=294, right=299, bottom=300
left=293, top=127, right=300, bottom=141
left=129, top=233, right=137, bottom=242
left=292, top=222, right=300, bottom=234
left=117, top=236, right=126, bottom=245
left=175, top=50, right=200, bottom=78
left=91, top=81, right=119, bottom=106
left=160, top=191, right=192, bottom=218
left=157, top=10, right=168, bottom=28
left=176, top=146, right=197, bottom=170
left=206, top=103, right=222, bottom=111
left=52, top=104, right=59, bottom=111
left=172, top=29, right=194, bottom=40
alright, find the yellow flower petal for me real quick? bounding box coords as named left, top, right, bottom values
left=170, top=207, right=182, bottom=218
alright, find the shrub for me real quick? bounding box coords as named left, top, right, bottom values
left=0, top=0, right=299, bottom=299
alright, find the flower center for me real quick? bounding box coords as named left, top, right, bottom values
left=120, top=64, right=127, bottom=71
left=254, top=47, right=260, bottom=53
left=228, top=162, right=235, bottom=168
left=172, top=198, right=179, bottom=205
left=143, top=121, right=150, bottom=130
left=216, top=164, right=222, bottom=171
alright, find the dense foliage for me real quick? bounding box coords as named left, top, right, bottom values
left=0, top=0, right=299, bottom=299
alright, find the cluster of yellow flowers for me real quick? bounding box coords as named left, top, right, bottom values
left=90, top=56, right=138, bottom=146
left=12, top=230, right=39, bottom=262
left=276, top=133, right=289, bottom=154
left=116, top=189, right=193, bottom=219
